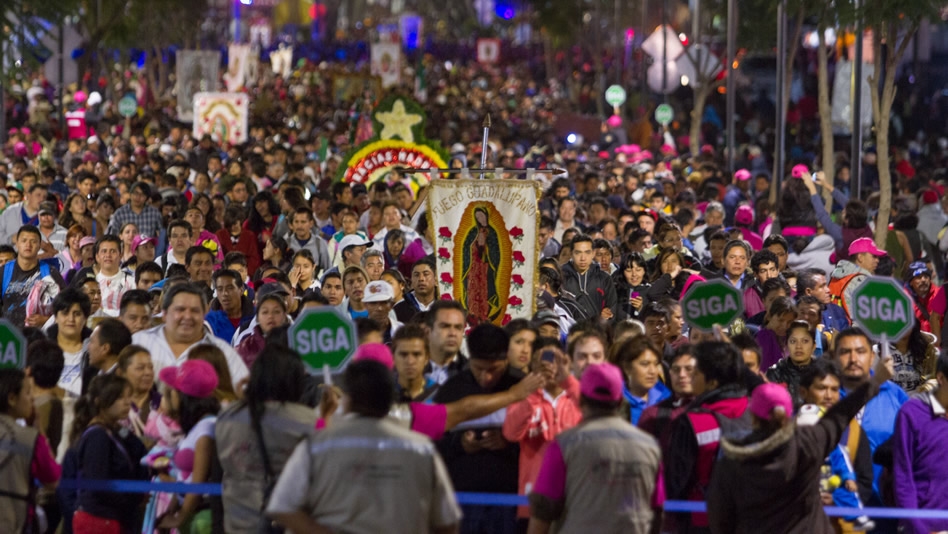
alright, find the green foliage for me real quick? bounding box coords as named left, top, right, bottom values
left=527, top=0, right=585, bottom=48
left=1, top=0, right=79, bottom=71
left=860, top=0, right=943, bottom=28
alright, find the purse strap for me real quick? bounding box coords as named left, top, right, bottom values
left=250, top=406, right=276, bottom=512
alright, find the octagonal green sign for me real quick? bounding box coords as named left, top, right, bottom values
left=850, top=276, right=915, bottom=342
left=289, top=307, right=357, bottom=374
left=0, top=319, right=26, bottom=370
left=680, top=279, right=744, bottom=332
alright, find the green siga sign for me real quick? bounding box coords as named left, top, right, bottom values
left=680, top=279, right=744, bottom=332
left=850, top=276, right=915, bottom=342
left=0, top=319, right=26, bottom=370
left=655, top=103, right=674, bottom=126
left=289, top=307, right=358, bottom=373
left=605, top=85, right=627, bottom=107
left=118, top=95, right=137, bottom=118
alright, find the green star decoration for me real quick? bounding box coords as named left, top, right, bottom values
left=376, top=99, right=423, bottom=143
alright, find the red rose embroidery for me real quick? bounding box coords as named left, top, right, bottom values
left=438, top=247, right=450, bottom=258
left=438, top=227, right=452, bottom=238
left=511, top=274, right=525, bottom=286
left=509, top=295, right=523, bottom=306
left=440, top=273, right=453, bottom=284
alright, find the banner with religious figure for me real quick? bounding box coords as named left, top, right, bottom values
left=192, top=92, right=249, bottom=145
left=175, top=50, right=221, bottom=122
left=428, top=180, right=540, bottom=325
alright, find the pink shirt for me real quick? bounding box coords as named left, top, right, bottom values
left=31, top=433, right=61, bottom=485
left=315, top=403, right=448, bottom=440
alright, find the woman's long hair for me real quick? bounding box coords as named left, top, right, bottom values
left=246, top=346, right=307, bottom=442
left=188, top=344, right=237, bottom=403
left=69, top=374, right=130, bottom=446
left=59, top=193, right=90, bottom=229
left=176, top=392, right=221, bottom=434
left=775, top=178, right=818, bottom=230
left=247, top=191, right=280, bottom=233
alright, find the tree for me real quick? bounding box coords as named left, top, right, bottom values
left=679, top=45, right=724, bottom=156
left=862, top=0, right=941, bottom=247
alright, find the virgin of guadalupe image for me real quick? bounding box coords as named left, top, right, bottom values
left=461, top=206, right=503, bottom=323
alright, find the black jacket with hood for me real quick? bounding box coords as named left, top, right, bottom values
left=560, top=261, right=617, bottom=321
left=707, top=381, right=877, bottom=534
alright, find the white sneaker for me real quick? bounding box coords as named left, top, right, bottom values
left=852, top=515, right=875, bottom=532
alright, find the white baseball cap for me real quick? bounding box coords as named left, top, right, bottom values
left=339, top=234, right=372, bottom=252
left=362, top=280, right=395, bottom=303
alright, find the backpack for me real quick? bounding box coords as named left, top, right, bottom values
left=827, top=272, right=860, bottom=318
left=1, top=262, right=51, bottom=297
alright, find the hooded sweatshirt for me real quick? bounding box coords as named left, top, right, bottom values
left=707, top=381, right=876, bottom=534
left=560, top=261, right=618, bottom=321
left=829, top=260, right=872, bottom=318
left=787, top=234, right=836, bottom=278
left=916, top=203, right=948, bottom=246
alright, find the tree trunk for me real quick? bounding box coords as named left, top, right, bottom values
left=872, top=22, right=917, bottom=249
left=782, top=6, right=804, bottom=122
left=690, top=85, right=710, bottom=156
left=543, top=32, right=556, bottom=81
left=817, top=23, right=834, bottom=211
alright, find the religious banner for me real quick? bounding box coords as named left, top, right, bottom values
left=476, top=38, right=501, bottom=64
left=192, top=92, right=249, bottom=145
left=224, top=43, right=251, bottom=92
left=270, top=45, right=294, bottom=78
left=338, top=96, right=448, bottom=188
left=427, top=179, right=541, bottom=325
left=371, top=42, right=402, bottom=88
left=175, top=50, right=221, bottom=122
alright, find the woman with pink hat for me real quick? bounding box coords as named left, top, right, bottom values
left=155, top=360, right=220, bottom=532
left=706, top=354, right=894, bottom=533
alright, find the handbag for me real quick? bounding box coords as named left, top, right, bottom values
left=252, top=412, right=284, bottom=534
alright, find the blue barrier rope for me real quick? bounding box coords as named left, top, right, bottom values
left=56, top=479, right=948, bottom=520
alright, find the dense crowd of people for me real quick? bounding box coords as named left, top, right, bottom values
left=1, top=51, right=948, bottom=534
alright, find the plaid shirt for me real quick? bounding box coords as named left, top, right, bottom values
left=107, top=204, right=164, bottom=237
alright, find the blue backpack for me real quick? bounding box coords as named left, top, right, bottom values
left=1, top=262, right=51, bottom=297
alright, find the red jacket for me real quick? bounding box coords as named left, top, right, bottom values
left=216, top=228, right=261, bottom=275
left=502, top=376, right=582, bottom=517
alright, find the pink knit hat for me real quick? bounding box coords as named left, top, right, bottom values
left=749, top=383, right=793, bottom=420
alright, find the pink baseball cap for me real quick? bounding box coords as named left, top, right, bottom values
left=749, top=383, right=793, bottom=421
left=131, top=234, right=157, bottom=253
left=79, top=236, right=96, bottom=248
left=354, top=343, right=394, bottom=370
left=791, top=164, right=809, bottom=179
left=159, top=359, right=219, bottom=399
left=734, top=169, right=752, bottom=181
left=580, top=363, right=624, bottom=403
left=848, top=237, right=886, bottom=257
left=735, top=205, right=754, bottom=226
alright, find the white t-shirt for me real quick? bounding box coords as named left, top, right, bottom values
left=132, top=325, right=249, bottom=386
left=97, top=270, right=134, bottom=316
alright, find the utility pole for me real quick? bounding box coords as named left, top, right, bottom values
left=774, top=0, right=787, bottom=193
left=725, top=0, right=736, bottom=175
left=851, top=0, right=864, bottom=199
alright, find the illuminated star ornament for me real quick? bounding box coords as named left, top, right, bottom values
left=376, top=100, right=422, bottom=143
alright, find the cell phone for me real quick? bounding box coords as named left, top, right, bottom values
left=630, top=291, right=640, bottom=300
left=541, top=350, right=556, bottom=363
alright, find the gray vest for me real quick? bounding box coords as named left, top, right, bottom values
left=553, top=415, right=661, bottom=534
left=216, top=401, right=315, bottom=534
left=302, top=417, right=452, bottom=534
left=0, top=414, right=39, bottom=534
